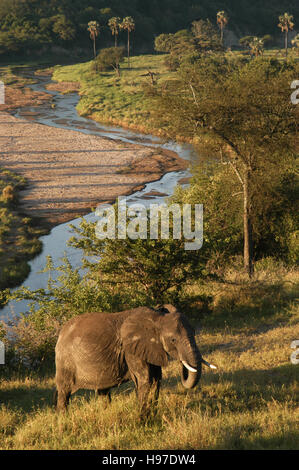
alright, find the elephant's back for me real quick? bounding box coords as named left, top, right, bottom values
left=56, top=312, right=122, bottom=350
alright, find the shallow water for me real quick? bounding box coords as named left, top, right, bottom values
left=1, top=71, right=198, bottom=320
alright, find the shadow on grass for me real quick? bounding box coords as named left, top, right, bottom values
left=159, top=362, right=298, bottom=419
left=0, top=361, right=297, bottom=418
left=0, top=382, right=54, bottom=413
left=0, top=378, right=136, bottom=414
left=215, top=426, right=298, bottom=450
left=199, top=276, right=298, bottom=332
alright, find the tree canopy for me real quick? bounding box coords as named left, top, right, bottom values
left=148, top=56, right=299, bottom=274
left=0, top=0, right=298, bottom=57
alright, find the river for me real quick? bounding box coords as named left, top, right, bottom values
left=1, top=69, right=198, bottom=320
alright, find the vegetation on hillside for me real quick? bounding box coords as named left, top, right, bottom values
left=0, top=169, right=45, bottom=307
left=0, top=0, right=299, bottom=59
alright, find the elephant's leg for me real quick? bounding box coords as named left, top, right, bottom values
left=126, top=355, right=159, bottom=421
left=55, top=366, right=74, bottom=412
left=149, top=364, right=162, bottom=407
left=136, top=380, right=152, bottom=420
left=56, top=387, right=71, bottom=412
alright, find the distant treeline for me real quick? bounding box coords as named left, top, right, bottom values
left=0, top=0, right=298, bottom=58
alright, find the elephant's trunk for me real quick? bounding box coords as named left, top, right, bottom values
left=179, top=340, right=202, bottom=389
left=180, top=361, right=202, bottom=389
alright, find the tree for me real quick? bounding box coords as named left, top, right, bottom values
left=278, top=13, right=295, bottom=57
left=149, top=57, right=298, bottom=277
left=154, top=33, right=174, bottom=53
left=291, top=33, right=299, bottom=54
left=216, top=10, right=228, bottom=45
left=240, top=35, right=272, bottom=56
left=108, top=16, right=121, bottom=48
left=52, top=15, right=76, bottom=42
left=95, top=46, right=125, bottom=76
left=191, top=19, right=223, bottom=53
left=248, top=37, right=265, bottom=57
left=87, top=20, right=100, bottom=60
left=68, top=209, right=205, bottom=305
left=120, top=16, right=135, bottom=68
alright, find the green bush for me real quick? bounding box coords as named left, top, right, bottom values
left=1, top=185, right=16, bottom=204
left=94, top=47, right=125, bottom=74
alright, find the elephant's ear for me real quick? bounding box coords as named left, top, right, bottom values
left=120, top=308, right=168, bottom=367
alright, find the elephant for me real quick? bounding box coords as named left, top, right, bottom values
left=54, top=304, right=216, bottom=418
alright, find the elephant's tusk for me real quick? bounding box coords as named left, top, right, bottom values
left=201, top=358, right=217, bottom=369
left=182, top=360, right=197, bottom=373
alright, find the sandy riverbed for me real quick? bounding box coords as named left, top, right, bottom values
left=0, top=112, right=188, bottom=229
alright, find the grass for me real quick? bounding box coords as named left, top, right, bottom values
left=0, top=265, right=298, bottom=450
left=0, top=169, right=46, bottom=304
left=51, top=54, right=173, bottom=134
left=51, top=49, right=299, bottom=137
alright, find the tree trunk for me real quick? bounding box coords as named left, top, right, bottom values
left=93, top=37, right=96, bottom=60
left=127, top=31, right=130, bottom=68
left=285, top=31, right=288, bottom=57
left=243, top=167, right=253, bottom=277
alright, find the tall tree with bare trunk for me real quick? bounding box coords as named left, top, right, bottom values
left=278, top=13, right=294, bottom=57
left=120, top=16, right=135, bottom=68
left=87, top=20, right=100, bottom=60
left=217, top=10, right=228, bottom=45
left=108, top=16, right=121, bottom=48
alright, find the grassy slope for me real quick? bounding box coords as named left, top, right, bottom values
left=51, top=50, right=299, bottom=138
left=0, top=169, right=45, bottom=302
left=51, top=54, right=173, bottom=134
left=0, top=266, right=298, bottom=450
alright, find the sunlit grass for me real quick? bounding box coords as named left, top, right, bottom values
left=0, top=169, right=44, bottom=298
left=52, top=54, right=173, bottom=133
left=1, top=266, right=298, bottom=450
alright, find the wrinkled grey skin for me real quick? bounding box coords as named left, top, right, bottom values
left=54, top=304, right=203, bottom=418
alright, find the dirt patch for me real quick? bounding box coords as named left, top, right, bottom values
left=0, top=113, right=188, bottom=230
left=0, top=86, right=52, bottom=113
left=46, top=81, right=81, bottom=94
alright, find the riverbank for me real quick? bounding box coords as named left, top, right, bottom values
left=0, top=112, right=187, bottom=230
left=0, top=66, right=52, bottom=112
left=50, top=54, right=170, bottom=137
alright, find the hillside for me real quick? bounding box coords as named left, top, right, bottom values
left=0, top=0, right=298, bottom=59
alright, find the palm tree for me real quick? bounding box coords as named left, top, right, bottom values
left=278, top=13, right=294, bottom=57
left=291, top=33, right=299, bottom=55
left=216, top=10, right=228, bottom=45
left=249, top=37, right=265, bottom=57
left=87, top=20, right=100, bottom=59
left=120, top=16, right=135, bottom=68
left=108, top=17, right=121, bottom=48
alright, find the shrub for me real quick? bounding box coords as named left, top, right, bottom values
left=95, top=46, right=125, bottom=75
left=2, top=185, right=16, bottom=204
